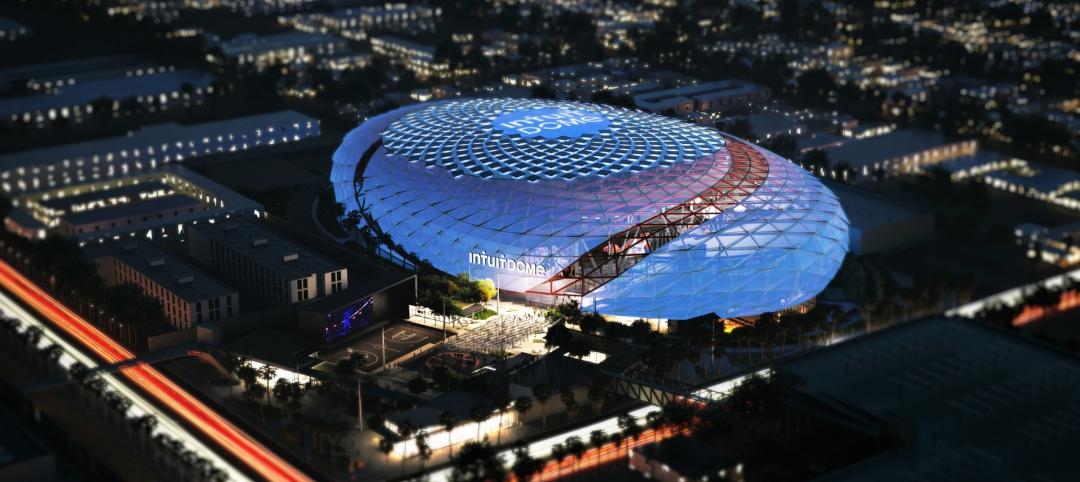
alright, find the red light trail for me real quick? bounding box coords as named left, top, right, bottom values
left=0, top=259, right=313, bottom=482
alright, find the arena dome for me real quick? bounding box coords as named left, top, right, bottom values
left=331, top=98, right=849, bottom=320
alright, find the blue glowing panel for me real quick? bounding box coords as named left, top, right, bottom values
left=331, top=99, right=849, bottom=319
left=325, top=297, right=374, bottom=342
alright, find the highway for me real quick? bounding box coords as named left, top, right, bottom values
left=0, top=259, right=314, bottom=482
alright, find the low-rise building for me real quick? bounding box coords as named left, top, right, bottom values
left=370, top=35, right=453, bottom=79
left=0, top=16, right=30, bottom=42
left=0, top=110, right=319, bottom=194
left=0, top=67, right=214, bottom=125
left=4, top=165, right=263, bottom=242
left=828, top=181, right=934, bottom=255
left=633, top=80, right=770, bottom=115
left=824, top=128, right=977, bottom=176
left=187, top=218, right=348, bottom=307
left=946, top=154, right=1080, bottom=212
left=90, top=241, right=239, bottom=329
left=209, top=32, right=347, bottom=69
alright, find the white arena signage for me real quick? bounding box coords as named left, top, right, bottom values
left=493, top=107, right=611, bottom=139
left=469, top=252, right=547, bottom=276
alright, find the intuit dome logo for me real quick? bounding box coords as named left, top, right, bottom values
left=493, top=107, right=611, bottom=139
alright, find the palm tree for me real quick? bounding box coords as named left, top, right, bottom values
left=550, top=443, right=567, bottom=479
left=564, top=435, right=586, bottom=479
left=256, top=365, right=276, bottom=407
left=560, top=385, right=579, bottom=419
left=514, top=396, right=533, bottom=427
left=396, top=419, right=417, bottom=476
left=617, top=413, right=641, bottom=451
left=470, top=405, right=488, bottom=442
left=533, top=383, right=552, bottom=428
left=416, top=430, right=433, bottom=471
left=440, top=411, right=458, bottom=458
left=608, top=432, right=624, bottom=459
left=494, top=393, right=511, bottom=445
left=589, top=430, right=606, bottom=468
left=511, top=442, right=540, bottom=482
left=450, top=440, right=506, bottom=482
left=378, top=437, right=394, bottom=466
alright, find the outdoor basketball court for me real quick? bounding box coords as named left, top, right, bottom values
left=331, top=322, right=443, bottom=372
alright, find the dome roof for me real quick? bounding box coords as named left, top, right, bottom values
left=331, top=99, right=849, bottom=319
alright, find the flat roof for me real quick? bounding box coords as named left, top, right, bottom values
left=62, top=193, right=202, bottom=226
left=217, top=32, right=343, bottom=57
left=0, top=110, right=318, bottom=172
left=189, top=218, right=344, bottom=280
left=986, top=161, right=1080, bottom=193
left=826, top=180, right=922, bottom=229
left=38, top=180, right=171, bottom=210
left=634, top=80, right=765, bottom=110
left=0, top=410, right=51, bottom=469
left=86, top=240, right=235, bottom=302
left=824, top=128, right=955, bottom=168
left=0, top=69, right=215, bottom=118
left=779, top=316, right=1080, bottom=482
left=0, top=55, right=141, bottom=84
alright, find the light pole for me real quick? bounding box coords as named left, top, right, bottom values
left=357, top=377, right=364, bottom=431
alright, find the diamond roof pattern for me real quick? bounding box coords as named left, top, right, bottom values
left=380, top=98, right=726, bottom=181
left=330, top=99, right=849, bottom=319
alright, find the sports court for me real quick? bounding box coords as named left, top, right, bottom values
left=330, top=322, right=443, bottom=372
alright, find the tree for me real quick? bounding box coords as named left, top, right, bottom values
left=342, top=210, right=362, bottom=242
left=533, top=383, right=553, bottom=428
left=803, top=149, right=830, bottom=172
left=564, top=435, right=586, bottom=478
left=450, top=441, right=506, bottom=482
left=560, top=385, right=577, bottom=418
left=475, top=278, right=497, bottom=302
left=609, top=432, right=625, bottom=458
left=544, top=322, right=572, bottom=351
left=440, top=411, right=459, bottom=458
left=514, top=396, right=533, bottom=427
left=416, top=430, right=433, bottom=471
left=256, top=365, right=276, bottom=407
left=494, top=393, right=511, bottom=445
left=511, top=442, right=541, bottom=482
left=550, top=443, right=568, bottom=478
left=407, top=376, right=429, bottom=395
left=378, top=438, right=394, bottom=465
left=617, top=413, right=641, bottom=444
left=397, top=419, right=417, bottom=476
left=589, top=430, right=606, bottom=468
left=470, top=405, right=489, bottom=442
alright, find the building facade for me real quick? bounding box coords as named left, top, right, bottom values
left=187, top=218, right=348, bottom=307
left=91, top=241, right=239, bottom=329
left=0, top=111, right=319, bottom=195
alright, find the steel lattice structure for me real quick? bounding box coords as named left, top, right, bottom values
left=331, top=99, right=849, bottom=319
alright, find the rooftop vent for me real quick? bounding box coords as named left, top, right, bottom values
left=283, top=253, right=299, bottom=263
left=252, top=237, right=268, bottom=247
left=148, top=257, right=165, bottom=268
left=176, top=274, right=194, bottom=285
left=121, top=241, right=138, bottom=252
left=224, top=223, right=238, bottom=232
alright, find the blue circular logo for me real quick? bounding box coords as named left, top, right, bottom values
left=493, top=107, right=611, bottom=139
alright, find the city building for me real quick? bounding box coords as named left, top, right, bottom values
left=0, top=54, right=142, bottom=95
left=1015, top=220, right=1080, bottom=267
left=208, top=32, right=347, bottom=69
left=632, top=80, right=770, bottom=115
left=946, top=155, right=1080, bottom=212
left=187, top=218, right=348, bottom=308
left=89, top=241, right=239, bottom=329
left=0, top=110, right=319, bottom=194
left=630, top=436, right=744, bottom=482
left=747, top=112, right=806, bottom=140
left=775, top=316, right=1080, bottom=481
left=0, top=411, right=55, bottom=482
left=283, top=3, right=441, bottom=40
left=824, top=128, right=977, bottom=176
left=828, top=181, right=934, bottom=255
left=3, top=165, right=263, bottom=241
left=331, top=98, right=849, bottom=320
left=369, top=35, right=455, bottom=79
left=0, top=67, right=214, bottom=125
left=0, top=17, right=30, bottom=42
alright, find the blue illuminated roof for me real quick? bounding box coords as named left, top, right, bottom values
left=380, top=98, right=725, bottom=181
